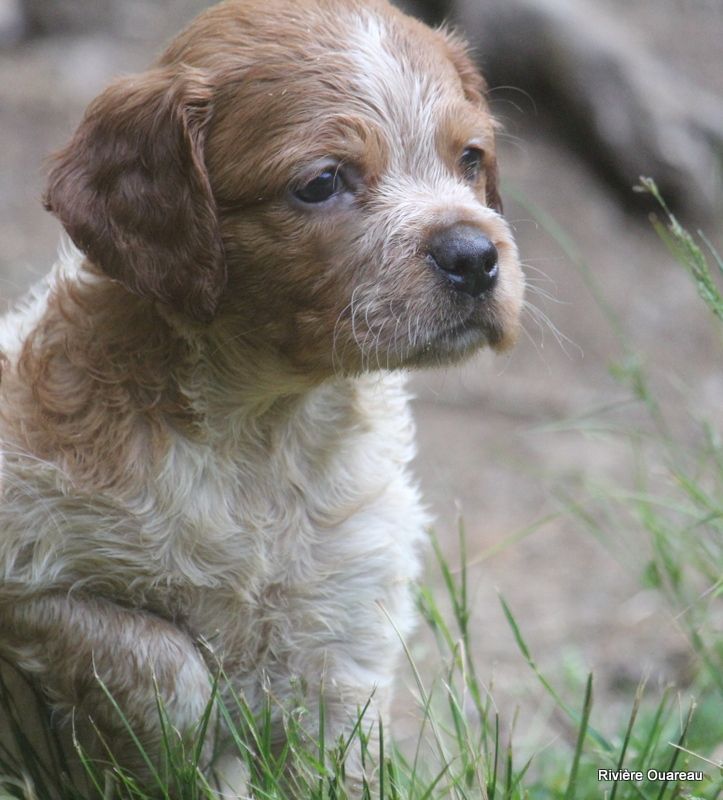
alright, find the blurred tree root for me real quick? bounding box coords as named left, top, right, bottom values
left=7, top=0, right=723, bottom=218
left=402, top=0, right=723, bottom=220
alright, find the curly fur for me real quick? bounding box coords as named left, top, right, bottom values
left=0, top=0, right=523, bottom=795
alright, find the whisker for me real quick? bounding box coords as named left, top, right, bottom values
left=522, top=299, right=583, bottom=358
left=487, top=84, right=538, bottom=115
left=521, top=260, right=560, bottom=274
left=524, top=283, right=568, bottom=306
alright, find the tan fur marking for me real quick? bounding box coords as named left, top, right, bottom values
left=3, top=270, right=199, bottom=493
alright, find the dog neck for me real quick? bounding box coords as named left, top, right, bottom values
left=2, top=254, right=406, bottom=501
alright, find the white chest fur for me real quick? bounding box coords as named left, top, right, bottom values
left=147, top=374, right=429, bottom=691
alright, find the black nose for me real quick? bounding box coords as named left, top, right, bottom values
left=427, top=224, right=499, bottom=297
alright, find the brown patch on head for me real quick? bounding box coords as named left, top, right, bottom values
left=436, top=30, right=503, bottom=214
left=43, top=67, right=226, bottom=323
left=437, top=30, right=488, bottom=106
left=480, top=150, right=503, bottom=215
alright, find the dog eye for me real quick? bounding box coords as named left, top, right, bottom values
left=459, top=147, right=483, bottom=183
left=294, top=169, right=343, bottom=204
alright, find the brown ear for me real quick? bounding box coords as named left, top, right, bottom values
left=440, top=31, right=504, bottom=215
left=484, top=155, right=503, bottom=215
left=439, top=30, right=488, bottom=106
left=44, top=66, right=226, bottom=323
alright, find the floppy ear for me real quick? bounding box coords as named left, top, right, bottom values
left=44, top=66, right=226, bottom=323
left=484, top=154, right=503, bottom=215
left=439, top=30, right=488, bottom=106
left=440, top=31, right=504, bottom=214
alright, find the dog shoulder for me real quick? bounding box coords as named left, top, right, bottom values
left=0, top=243, right=83, bottom=363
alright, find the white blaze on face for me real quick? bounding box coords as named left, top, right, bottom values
left=302, top=4, right=524, bottom=361
left=335, top=14, right=496, bottom=267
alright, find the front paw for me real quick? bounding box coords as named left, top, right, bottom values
left=208, top=752, right=251, bottom=799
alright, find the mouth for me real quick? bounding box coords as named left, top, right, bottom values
left=402, top=312, right=504, bottom=368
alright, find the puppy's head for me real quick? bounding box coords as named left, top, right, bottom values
left=45, top=0, right=524, bottom=376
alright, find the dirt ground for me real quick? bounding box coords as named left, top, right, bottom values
left=1, top=0, right=721, bottom=754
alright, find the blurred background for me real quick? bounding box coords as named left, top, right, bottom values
left=1, top=0, right=721, bottom=770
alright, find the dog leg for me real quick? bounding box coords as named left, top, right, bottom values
left=0, top=592, right=214, bottom=780
left=208, top=752, right=251, bottom=799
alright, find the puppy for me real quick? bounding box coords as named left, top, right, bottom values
left=0, top=0, right=523, bottom=793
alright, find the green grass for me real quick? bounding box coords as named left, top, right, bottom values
left=1, top=179, right=722, bottom=798
left=5, top=524, right=719, bottom=799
